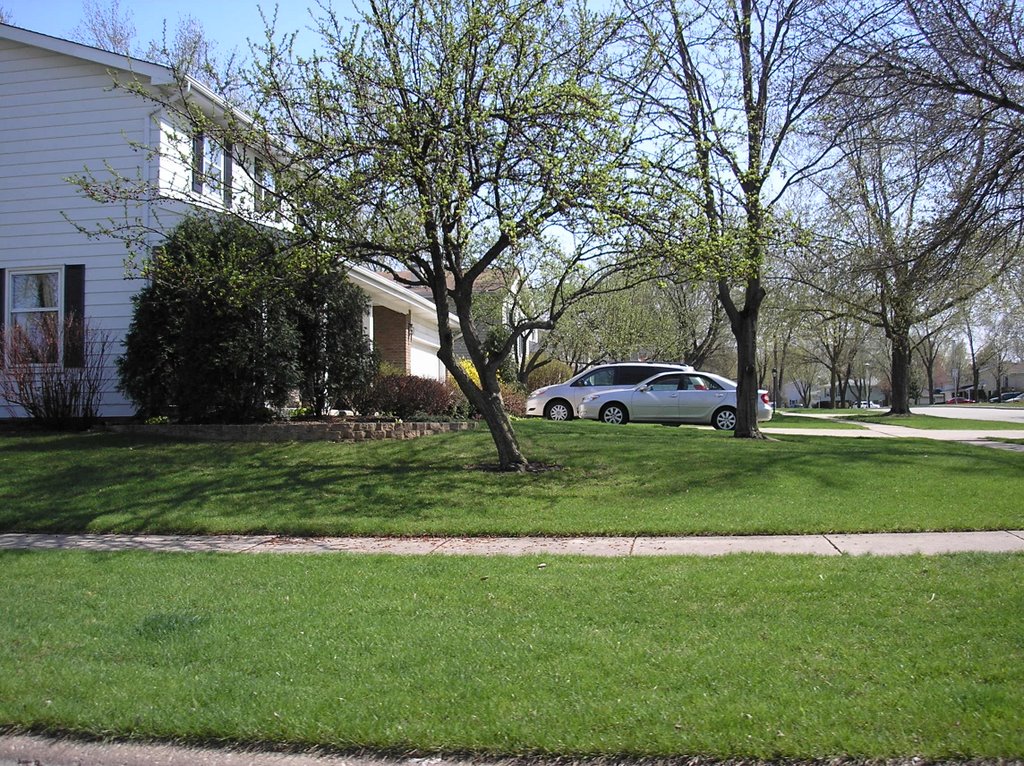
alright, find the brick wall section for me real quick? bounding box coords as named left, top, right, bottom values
left=105, top=421, right=477, bottom=443
left=373, top=306, right=411, bottom=373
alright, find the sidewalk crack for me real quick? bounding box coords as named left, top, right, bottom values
left=822, top=535, right=844, bottom=555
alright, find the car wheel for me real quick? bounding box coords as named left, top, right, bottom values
left=712, top=407, right=737, bottom=430
left=544, top=399, right=573, bottom=421
left=600, top=403, right=629, bottom=425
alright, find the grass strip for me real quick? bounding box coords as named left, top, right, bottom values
left=2, top=550, right=1021, bottom=759
left=1, top=421, right=1021, bottom=536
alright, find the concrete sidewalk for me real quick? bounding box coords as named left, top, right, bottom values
left=0, top=733, right=436, bottom=766
left=3, top=530, right=1024, bottom=556
left=760, top=419, right=1024, bottom=448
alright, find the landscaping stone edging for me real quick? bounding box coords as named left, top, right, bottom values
left=105, top=420, right=478, bottom=443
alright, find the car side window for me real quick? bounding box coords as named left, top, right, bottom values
left=681, top=375, right=722, bottom=391
left=646, top=374, right=682, bottom=392
left=573, top=368, right=616, bottom=387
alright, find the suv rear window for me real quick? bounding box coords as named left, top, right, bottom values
left=573, top=367, right=617, bottom=387
left=615, top=365, right=679, bottom=385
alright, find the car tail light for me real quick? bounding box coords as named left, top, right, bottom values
left=761, top=392, right=771, bottom=405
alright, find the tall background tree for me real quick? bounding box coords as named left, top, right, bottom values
left=794, top=110, right=1015, bottom=413
left=625, top=0, right=877, bottom=437
left=71, top=0, right=222, bottom=80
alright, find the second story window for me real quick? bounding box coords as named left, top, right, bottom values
left=253, top=158, right=281, bottom=221
left=192, top=133, right=233, bottom=208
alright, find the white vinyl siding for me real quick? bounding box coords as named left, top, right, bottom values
left=0, top=37, right=149, bottom=415
left=1, top=27, right=451, bottom=420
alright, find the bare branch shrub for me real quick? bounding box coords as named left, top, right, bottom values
left=0, top=315, right=113, bottom=428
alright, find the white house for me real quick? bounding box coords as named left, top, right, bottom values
left=0, top=23, right=447, bottom=418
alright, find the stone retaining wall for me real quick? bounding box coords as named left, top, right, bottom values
left=105, top=420, right=477, bottom=443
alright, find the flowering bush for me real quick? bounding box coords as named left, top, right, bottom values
left=500, top=383, right=527, bottom=417
left=527, top=358, right=574, bottom=391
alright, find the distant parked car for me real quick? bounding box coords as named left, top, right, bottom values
left=1008, top=393, right=1024, bottom=403
left=853, top=401, right=881, bottom=409
left=990, top=391, right=1022, bottom=403
left=577, top=370, right=773, bottom=430
left=525, top=362, right=693, bottom=421
left=944, top=396, right=976, bottom=404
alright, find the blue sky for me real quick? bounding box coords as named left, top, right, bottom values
left=3, top=0, right=353, bottom=60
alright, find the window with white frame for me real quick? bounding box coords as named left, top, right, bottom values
left=6, top=269, right=61, bottom=364
left=204, top=138, right=223, bottom=195
left=192, top=133, right=233, bottom=207
left=2, top=266, right=85, bottom=367
left=253, top=158, right=281, bottom=220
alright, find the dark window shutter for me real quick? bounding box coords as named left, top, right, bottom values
left=223, top=142, right=234, bottom=208
left=192, top=134, right=204, bottom=194
left=254, top=158, right=265, bottom=213
left=64, top=265, right=85, bottom=368
left=0, top=268, right=5, bottom=368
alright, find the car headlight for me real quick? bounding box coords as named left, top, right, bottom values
left=581, top=393, right=601, bottom=403
left=529, top=386, right=550, bottom=397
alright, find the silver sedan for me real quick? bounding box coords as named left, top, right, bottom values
left=577, top=371, right=773, bottom=430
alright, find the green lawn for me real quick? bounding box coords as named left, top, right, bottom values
left=2, top=550, right=1022, bottom=759
left=1, top=420, right=1021, bottom=536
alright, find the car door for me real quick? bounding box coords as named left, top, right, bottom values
left=628, top=373, right=684, bottom=421
left=676, top=374, right=728, bottom=422
left=567, top=366, right=617, bottom=410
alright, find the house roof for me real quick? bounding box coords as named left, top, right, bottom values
left=348, top=265, right=453, bottom=325
left=0, top=23, right=245, bottom=128
left=386, top=269, right=514, bottom=298
left=0, top=23, right=175, bottom=84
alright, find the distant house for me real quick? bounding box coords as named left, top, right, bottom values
left=977, top=361, right=1024, bottom=396
left=0, top=23, right=448, bottom=418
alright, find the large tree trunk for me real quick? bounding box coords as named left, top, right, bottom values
left=436, top=286, right=529, bottom=472
left=439, top=346, right=529, bottom=471
left=720, top=277, right=767, bottom=439
left=471, top=381, right=529, bottom=471
left=889, top=330, right=913, bottom=415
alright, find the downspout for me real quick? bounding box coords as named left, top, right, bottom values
left=142, top=104, right=163, bottom=264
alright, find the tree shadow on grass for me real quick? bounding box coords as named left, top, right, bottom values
left=1, top=425, right=1020, bottom=536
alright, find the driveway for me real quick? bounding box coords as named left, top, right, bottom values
left=911, top=404, right=1024, bottom=424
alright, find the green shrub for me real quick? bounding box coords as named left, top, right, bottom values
left=118, top=216, right=376, bottom=424
left=118, top=215, right=297, bottom=423
left=290, top=257, right=377, bottom=416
